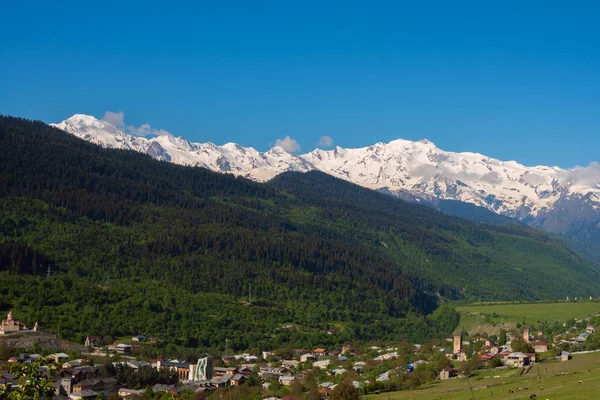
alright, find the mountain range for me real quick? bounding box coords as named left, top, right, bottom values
left=52, top=114, right=600, bottom=251
left=5, top=114, right=600, bottom=352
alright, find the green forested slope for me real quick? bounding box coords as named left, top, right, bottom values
left=270, top=171, right=600, bottom=300
left=0, top=116, right=599, bottom=357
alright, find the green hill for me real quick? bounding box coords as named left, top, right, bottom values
left=1, top=116, right=599, bottom=357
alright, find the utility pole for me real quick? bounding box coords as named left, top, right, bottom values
left=225, top=339, right=229, bottom=356
left=249, top=284, right=252, bottom=304
left=46, top=264, right=51, bottom=280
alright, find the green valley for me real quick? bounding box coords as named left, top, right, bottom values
left=1, top=116, right=600, bottom=357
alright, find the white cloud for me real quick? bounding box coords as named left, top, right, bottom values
left=101, top=111, right=125, bottom=127
left=102, top=110, right=170, bottom=137
left=559, top=162, right=600, bottom=185
left=274, top=135, right=301, bottom=153
left=318, top=135, right=333, bottom=148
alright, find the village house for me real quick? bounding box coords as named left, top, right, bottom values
left=47, top=353, right=69, bottom=364
left=374, top=351, right=398, bottom=361
left=532, top=340, right=548, bottom=353
left=152, top=383, right=178, bottom=394
left=299, top=353, right=316, bottom=363
left=481, top=345, right=501, bottom=355
left=70, top=389, right=100, bottom=399
left=561, top=351, right=572, bottom=361
left=72, top=377, right=118, bottom=394
left=313, top=359, right=331, bottom=369
left=118, top=388, right=146, bottom=397
left=505, top=352, right=531, bottom=368
left=439, top=367, right=457, bottom=380
left=455, top=349, right=468, bottom=362
left=262, top=351, right=274, bottom=359
left=282, top=359, right=299, bottom=368
left=586, top=326, right=596, bottom=334
left=313, top=348, right=328, bottom=357
left=214, top=366, right=238, bottom=377
left=210, top=375, right=232, bottom=388
left=230, top=373, right=247, bottom=387
left=279, top=376, right=297, bottom=386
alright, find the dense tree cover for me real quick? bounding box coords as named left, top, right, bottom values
left=270, top=171, right=600, bottom=299
left=103, top=362, right=178, bottom=388
left=0, top=116, right=599, bottom=355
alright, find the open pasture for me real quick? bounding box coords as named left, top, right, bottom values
left=364, top=352, right=600, bottom=400
left=455, top=301, right=600, bottom=324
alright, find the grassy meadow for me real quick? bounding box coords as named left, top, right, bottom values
left=454, top=301, right=600, bottom=335
left=364, top=352, right=600, bottom=400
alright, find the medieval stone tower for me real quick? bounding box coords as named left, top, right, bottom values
left=453, top=334, right=462, bottom=354
left=523, top=328, right=530, bottom=343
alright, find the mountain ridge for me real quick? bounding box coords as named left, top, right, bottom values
left=3, top=115, right=600, bottom=353
left=51, top=114, right=600, bottom=245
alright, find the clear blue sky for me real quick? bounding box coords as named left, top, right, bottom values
left=1, top=1, right=599, bottom=168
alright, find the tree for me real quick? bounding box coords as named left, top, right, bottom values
left=498, top=329, right=507, bottom=346
left=4, top=361, right=57, bottom=399
left=462, top=357, right=482, bottom=377
left=330, top=381, right=359, bottom=400
left=510, top=337, right=533, bottom=353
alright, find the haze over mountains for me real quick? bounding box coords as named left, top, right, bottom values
left=52, top=114, right=600, bottom=247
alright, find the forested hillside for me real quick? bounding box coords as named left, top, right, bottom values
left=1, top=116, right=599, bottom=358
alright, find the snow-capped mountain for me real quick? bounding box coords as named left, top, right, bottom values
left=51, top=114, right=600, bottom=243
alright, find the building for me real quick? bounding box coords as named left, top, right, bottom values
left=523, top=328, right=530, bottom=343
left=118, top=388, right=146, bottom=397
left=439, top=367, right=457, bottom=380
left=586, top=326, right=596, bottom=334
left=313, top=360, right=331, bottom=369
left=70, top=390, right=100, bottom=399
left=532, top=340, right=548, bottom=353
left=1, top=312, right=27, bottom=335
left=157, top=360, right=190, bottom=380
left=314, top=348, right=328, bottom=356
left=231, top=373, right=247, bottom=387
left=505, top=352, right=531, bottom=368
left=48, top=353, right=69, bottom=363
left=561, top=351, right=572, bottom=361
left=189, top=356, right=213, bottom=381
left=84, top=336, right=103, bottom=347
left=279, top=376, right=296, bottom=386
left=453, top=335, right=461, bottom=354
left=299, top=354, right=316, bottom=363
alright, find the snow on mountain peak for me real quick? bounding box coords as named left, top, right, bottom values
left=51, top=114, right=600, bottom=223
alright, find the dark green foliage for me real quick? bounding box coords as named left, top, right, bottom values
left=270, top=170, right=600, bottom=300
left=103, top=362, right=178, bottom=388
left=510, top=337, right=533, bottom=353
left=0, top=116, right=599, bottom=355
left=330, top=381, right=360, bottom=400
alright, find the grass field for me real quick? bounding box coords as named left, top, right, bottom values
left=453, top=301, right=600, bottom=335
left=456, top=302, right=600, bottom=323
left=364, top=352, right=600, bottom=400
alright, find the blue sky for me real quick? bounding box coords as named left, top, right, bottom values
left=1, top=1, right=599, bottom=168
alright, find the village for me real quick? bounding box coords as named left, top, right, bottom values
left=1, top=310, right=600, bottom=399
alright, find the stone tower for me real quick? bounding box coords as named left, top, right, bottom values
left=453, top=334, right=462, bottom=354
left=523, top=328, right=530, bottom=343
